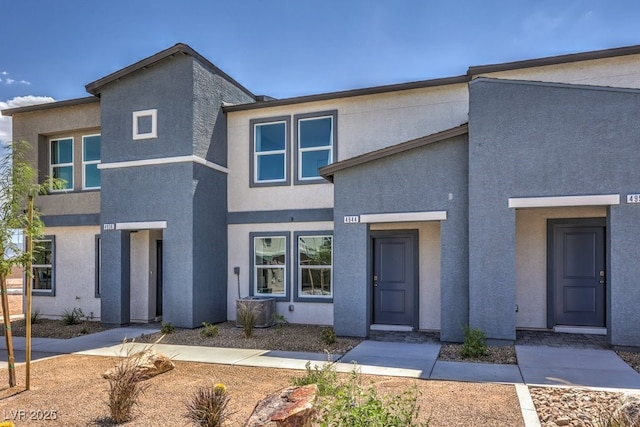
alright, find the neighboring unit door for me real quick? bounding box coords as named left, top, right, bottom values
left=372, top=234, right=415, bottom=326
left=551, top=222, right=605, bottom=327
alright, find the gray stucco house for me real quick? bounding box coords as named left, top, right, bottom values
left=4, top=43, right=640, bottom=346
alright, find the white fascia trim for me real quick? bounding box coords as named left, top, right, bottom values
left=116, top=221, right=167, bottom=230
left=508, top=194, right=620, bottom=208
left=98, top=155, right=229, bottom=174
left=360, top=211, right=447, bottom=223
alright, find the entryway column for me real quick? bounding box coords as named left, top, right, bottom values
left=100, top=230, right=131, bottom=325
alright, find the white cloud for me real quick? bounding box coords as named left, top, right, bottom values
left=19, top=80, right=30, bottom=85
left=5, top=78, right=14, bottom=85
left=0, top=71, right=7, bottom=76
left=0, top=95, right=55, bottom=145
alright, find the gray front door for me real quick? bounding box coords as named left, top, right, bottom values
left=372, top=233, right=416, bottom=326
left=550, top=219, right=606, bottom=327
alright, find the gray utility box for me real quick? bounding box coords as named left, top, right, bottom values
left=236, top=298, right=275, bottom=328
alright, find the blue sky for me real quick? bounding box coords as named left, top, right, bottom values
left=1, top=0, right=639, bottom=143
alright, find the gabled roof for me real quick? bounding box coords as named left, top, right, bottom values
left=1, top=96, right=99, bottom=116
left=320, top=124, right=468, bottom=182
left=85, top=43, right=256, bottom=99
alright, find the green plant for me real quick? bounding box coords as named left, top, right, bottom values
left=236, top=301, right=259, bottom=338
left=105, top=352, right=149, bottom=423
left=30, top=309, right=41, bottom=324
left=200, top=322, right=219, bottom=338
left=160, top=322, right=175, bottom=334
left=61, top=307, right=84, bottom=325
left=291, top=359, right=339, bottom=397
left=460, top=326, right=489, bottom=358
left=292, top=362, right=428, bottom=426
left=321, top=327, right=337, bottom=345
left=272, top=312, right=288, bottom=330
left=185, top=382, right=231, bottom=427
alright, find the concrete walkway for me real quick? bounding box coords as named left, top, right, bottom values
left=2, top=327, right=640, bottom=427
left=1, top=327, right=639, bottom=390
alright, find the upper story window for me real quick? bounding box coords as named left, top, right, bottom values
left=250, top=116, right=290, bottom=187
left=133, top=109, right=157, bottom=140
left=50, top=137, right=73, bottom=191
left=83, top=134, right=101, bottom=189
left=294, top=111, right=337, bottom=184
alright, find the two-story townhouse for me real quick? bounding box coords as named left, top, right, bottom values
left=4, top=43, right=640, bottom=346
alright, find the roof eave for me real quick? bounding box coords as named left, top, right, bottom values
left=223, top=75, right=470, bottom=113
left=85, top=43, right=256, bottom=100
left=468, top=44, right=640, bottom=76
left=1, top=96, right=99, bottom=117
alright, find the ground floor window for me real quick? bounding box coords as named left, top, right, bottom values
left=32, top=236, right=54, bottom=295
left=294, top=231, right=333, bottom=302
left=250, top=232, right=289, bottom=299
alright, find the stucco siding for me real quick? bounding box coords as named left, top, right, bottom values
left=32, top=226, right=100, bottom=319
left=477, top=54, right=640, bottom=89
left=227, top=221, right=333, bottom=325
left=227, top=84, right=468, bottom=213
left=469, top=78, right=640, bottom=343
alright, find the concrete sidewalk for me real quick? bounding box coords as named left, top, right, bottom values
left=2, top=327, right=640, bottom=391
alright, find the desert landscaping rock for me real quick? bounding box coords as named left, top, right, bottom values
left=102, top=348, right=175, bottom=380
left=244, top=384, right=317, bottom=427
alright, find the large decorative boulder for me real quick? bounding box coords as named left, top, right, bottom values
left=244, top=384, right=318, bottom=427
left=102, top=348, right=175, bottom=380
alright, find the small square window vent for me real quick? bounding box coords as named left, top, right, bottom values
left=133, top=109, right=157, bottom=140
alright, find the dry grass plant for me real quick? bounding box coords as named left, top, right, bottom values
left=185, top=382, right=232, bottom=427
left=595, top=393, right=640, bottom=427
left=105, top=352, right=150, bottom=424
left=236, top=301, right=261, bottom=338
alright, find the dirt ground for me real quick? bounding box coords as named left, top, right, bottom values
left=0, top=354, right=524, bottom=426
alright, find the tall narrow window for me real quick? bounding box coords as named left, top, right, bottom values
left=295, top=111, right=337, bottom=184
left=253, top=235, right=287, bottom=296
left=32, top=237, right=54, bottom=295
left=50, top=138, right=73, bottom=190
left=255, top=122, right=286, bottom=182
left=83, top=134, right=101, bottom=189
left=297, top=234, right=332, bottom=298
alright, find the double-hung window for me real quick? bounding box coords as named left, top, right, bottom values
left=250, top=232, right=289, bottom=299
left=50, top=137, right=74, bottom=190
left=83, top=134, right=101, bottom=189
left=250, top=116, right=290, bottom=186
left=32, top=236, right=54, bottom=295
left=295, top=232, right=333, bottom=300
left=294, top=111, right=337, bottom=184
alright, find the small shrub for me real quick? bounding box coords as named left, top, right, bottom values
left=291, top=359, right=339, bottom=396
left=80, top=326, right=90, bottom=335
left=321, top=327, right=337, bottom=345
left=272, top=313, right=288, bottom=330
left=236, top=302, right=259, bottom=338
left=185, top=382, right=231, bottom=427
left=30, top=309, right=41, bottom=324
left=160, top=322, right=175, bottom=334
left=62, top=307, right=84, bottom=326
left=105, top=354, right=149, bottom=423
left=200, top=322, right=219, bottom=338
left=595, top=393, right=640, bottom=427
left=460, top=326, right=489, bottom=358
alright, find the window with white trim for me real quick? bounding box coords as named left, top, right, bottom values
left=295, top=111, right=336, bottom=183
left=297, top=234, right=332, bottom=298
left=50, top=137, right=73, bottom=190
left=252, top=234, right=287, bottom=296
left=32, top=237, right=54, bottom=295
left=133, top=109, right=157, bottom=140
left=83, top=134, right=101, bottom=189
left=252, top=119, right=288, bottom=184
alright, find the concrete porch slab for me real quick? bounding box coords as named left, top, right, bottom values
left=431, top=360, right=523, bottom=383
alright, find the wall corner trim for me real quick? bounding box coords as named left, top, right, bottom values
left=508, top=194, right=620, bottom=208
left=98, top=155, right=229, bottom=173
left=359, top=211, right=447, bottom=223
